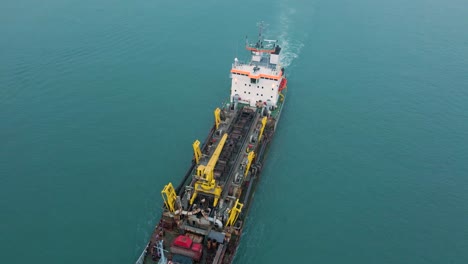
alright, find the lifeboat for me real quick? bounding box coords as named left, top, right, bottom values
left=279, top=78, right=287, bottom=91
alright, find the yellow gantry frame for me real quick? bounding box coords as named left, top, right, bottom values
left=190, top=133, right=228, bottom=207
left=245, top=151, right=255, bottom=176
left=258, top=117, right=267, bottom=141
left=226, top=199, right=243, bottom=227
left=193, top=140, right=202, bottom=164
left=161, top=182, right=177, bottom=213
left=214, top=108, right=221, bottom=129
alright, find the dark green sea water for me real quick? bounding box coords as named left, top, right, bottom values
left=1, top=0, right=468, bottom=263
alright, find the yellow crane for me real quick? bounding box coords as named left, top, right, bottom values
left=214, top=108, right=221, bottom=129
left=190, top=133, right=228, bottom=207
left=244, top=151, right=255, bottom=176
left=193, top=108, right=222, bottom=165
left=193, top=140, right=202, bottom=164
left=258, top=116, right=267, bottom=141
left=226, top=199, right=243, bottom=227
left=161, top=182, right=177, bottom=213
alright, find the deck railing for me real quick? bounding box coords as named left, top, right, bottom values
left=135, top=249, right=146, bottom=264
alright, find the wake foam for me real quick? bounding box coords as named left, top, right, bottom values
left=273, top=7, right=305, bottom=68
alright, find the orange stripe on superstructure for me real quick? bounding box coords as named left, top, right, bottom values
left=231, top=69, right=282, bottom=80
left=246, top=47, right=276, bottom=53
left=231, top=69, right=250, bottom=75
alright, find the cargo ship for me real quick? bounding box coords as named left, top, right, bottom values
left=136, top=23, right=288, bottom=264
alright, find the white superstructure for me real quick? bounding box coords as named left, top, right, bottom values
left=230, top=26, right=286, bottom=108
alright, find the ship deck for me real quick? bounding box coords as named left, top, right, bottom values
left=138, top=88, right=287, bottom=264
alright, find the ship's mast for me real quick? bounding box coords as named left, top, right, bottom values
left=257, top=21, right=264, bottom=43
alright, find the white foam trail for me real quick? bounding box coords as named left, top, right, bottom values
left=274, top=7, right=305, bottom=68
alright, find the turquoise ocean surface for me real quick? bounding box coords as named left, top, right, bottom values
left=1, top=0, right=468, bottom=263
